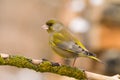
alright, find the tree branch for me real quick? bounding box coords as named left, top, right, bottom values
left=86, top=71, right=120, bottom=80
left=0, top=53, right=119, bottom=80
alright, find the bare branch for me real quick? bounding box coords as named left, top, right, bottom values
left=86, top=71, right=120, bottom=80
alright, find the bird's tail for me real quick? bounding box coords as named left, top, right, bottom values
left=87, top=52, right=103, bottom=63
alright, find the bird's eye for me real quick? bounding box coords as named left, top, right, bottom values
left=46, top=23, right=53, bottom=26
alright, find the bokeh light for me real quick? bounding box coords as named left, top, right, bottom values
left=69, top=17, right=90, bottom=33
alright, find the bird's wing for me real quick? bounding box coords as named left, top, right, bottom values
left=60, top=29, right=87, bottom=51
left=50, top=29, right=87, bottom=53
left=56, top=41, right=83, bottom=53
left=73, top=38, right=87, bottom=51
left=62, top=29, right=87, bottom=50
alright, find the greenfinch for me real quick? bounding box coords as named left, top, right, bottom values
left=42, top=19, right=102, bottom=66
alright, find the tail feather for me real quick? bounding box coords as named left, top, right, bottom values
left=87, top=52, right=103, bottom=63
left=87, top=52, right=96, bottom=57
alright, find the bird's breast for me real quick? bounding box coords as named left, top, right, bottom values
left=51, top=46, right=78, bottom=58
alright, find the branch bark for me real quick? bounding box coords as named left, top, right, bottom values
left=0, top=53, right=119, bottom=80
left=86, top=71, right=120, bottom=80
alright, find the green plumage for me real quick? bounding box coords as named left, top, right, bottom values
left=44, top=20, right=102, bottom=63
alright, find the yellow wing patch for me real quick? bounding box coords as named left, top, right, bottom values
left=74, top=38, right=87, bottom=51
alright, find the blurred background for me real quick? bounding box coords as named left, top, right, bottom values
left=0, top=0, right=120, bottom=80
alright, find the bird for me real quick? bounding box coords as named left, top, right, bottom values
left=42, top=19, right=102, bottom=66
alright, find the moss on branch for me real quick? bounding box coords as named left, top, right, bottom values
left=0, top=54, right=87, bottom=80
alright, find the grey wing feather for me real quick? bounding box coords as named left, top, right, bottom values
left=57, top=41, right=83, bottom=53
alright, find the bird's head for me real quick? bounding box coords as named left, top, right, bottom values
left=42, top=20, right=63, bottom=33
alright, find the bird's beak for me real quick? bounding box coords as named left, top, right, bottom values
left=41, top=25, right=48, bottom=30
